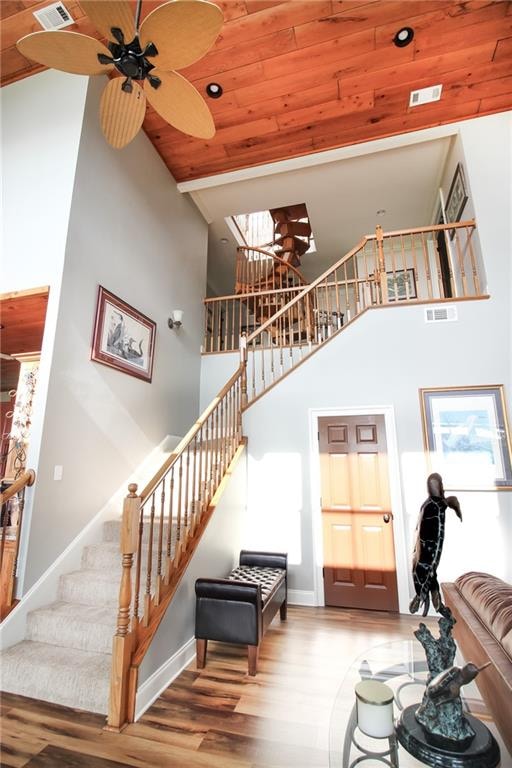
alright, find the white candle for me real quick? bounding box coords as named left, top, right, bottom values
left=355, top=680, right=395, bottom=738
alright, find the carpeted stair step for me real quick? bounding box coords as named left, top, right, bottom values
left=26, top=601, right=116, bottom=654
left=82, top=540, right=176, bottom=573
left=58, top=569, right=120, bottom=607
left=0, top=640, right=111, bottom=714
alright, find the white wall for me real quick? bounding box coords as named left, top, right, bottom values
left=1, top=71, right=89, bottom=591
left=21, top=76, right=209, bottom=589
left=200, top=112, right=512, bottom=606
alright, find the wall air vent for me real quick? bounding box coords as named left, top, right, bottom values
left=33, top=2, right=74, bottom=30
left=424, top=306, right=458, bottom=323
left=409, top=85, right=443, bottom=107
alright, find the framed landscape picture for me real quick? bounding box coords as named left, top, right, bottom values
left=420, top=385, right=512, bottom=490
left=386, top=268, right=417, bottom=301
left=91, top=286, right=156, bottom=383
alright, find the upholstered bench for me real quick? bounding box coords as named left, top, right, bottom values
left=195, top=550, right=287, bottom=675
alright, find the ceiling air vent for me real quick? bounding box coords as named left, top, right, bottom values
left=409, top=85, right=443, bottom=107
left=33, top=2, right=74, bottom=30
left=424, top=306, right=458, bottom=323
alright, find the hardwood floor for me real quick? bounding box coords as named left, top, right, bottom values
left=0, top=606, right=509, bottom=767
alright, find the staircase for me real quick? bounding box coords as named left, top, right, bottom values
left=0, top=519, right=129, bottom=713
left=1, top=220, right=483, bottom=730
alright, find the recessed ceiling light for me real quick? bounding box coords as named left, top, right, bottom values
left=206, top=82, right=223, bottom=99
left=220, top=237, right=229, bottom=244
left=393, top=27, right=414, bottom=47
left=376, top=209, right=386, bottom=216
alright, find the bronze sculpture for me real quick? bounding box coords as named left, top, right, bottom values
left=409, top=472, right=462, bottom=617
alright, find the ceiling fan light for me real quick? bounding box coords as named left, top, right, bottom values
left=206, top=82, right=223, bottom=99
left=393, top=27, right=414, bottom=47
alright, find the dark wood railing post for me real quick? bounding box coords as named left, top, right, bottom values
left=107, top=483, right=140, bottom=731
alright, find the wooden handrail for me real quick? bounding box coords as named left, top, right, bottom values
left=204, top=284, right=306, bottom=303
left=245, top=238, right=367, bottom=344
left=139, top=364, right=245, bottom=502
left=0, top=469, right=36, bottom=505
left=237, top=246, right=308, bottom=286
left=365, top=219, right=476, bottom=239
left=108, top=362, right=247, bottom=730
left=0, top=468, right=36, bottom=621
left=240, top=221, right=481, bottom=406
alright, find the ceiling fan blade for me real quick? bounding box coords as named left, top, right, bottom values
left=80, top=1, right=135, bottom=44
left=139, top=0, right=223, bottom=71
left=144, top=69, right=215, bottom=140
left=17, top=31, right=114, bottom=75
left=100, top=78, right=147, bottom=149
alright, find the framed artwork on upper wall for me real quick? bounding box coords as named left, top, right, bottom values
left=445, top=163, right=468, bottom=238
left=420, top=385, right=512, bottom=490
left=91, top=286, right=156, bottom=383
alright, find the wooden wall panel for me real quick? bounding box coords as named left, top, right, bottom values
left=1, top=1, right=511, bottom=181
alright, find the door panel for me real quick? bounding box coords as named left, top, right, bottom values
left=320, top=415, right=398, bottom=612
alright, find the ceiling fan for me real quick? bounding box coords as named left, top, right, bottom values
left=16, top=0, right=223, bottom=148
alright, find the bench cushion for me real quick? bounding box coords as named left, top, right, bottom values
left=228, top=565, right=285, bottom=606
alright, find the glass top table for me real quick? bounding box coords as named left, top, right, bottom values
left=328, top=639, right=511, bottom=768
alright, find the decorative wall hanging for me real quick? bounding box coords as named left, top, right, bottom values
left=386, top=268, right=417, bottom=301
left=91, top=286, right=156, bottom=382
left=445, top=163, right=468, bottom=238
left=420, top=385, right=512, bottom=490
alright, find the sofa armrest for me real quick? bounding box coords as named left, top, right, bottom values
left=239, top=550, right=288, bottom=571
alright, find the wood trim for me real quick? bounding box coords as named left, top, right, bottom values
left=0, top=470, right=35, bottom=505
left=0, top=286, right=49, bottom=301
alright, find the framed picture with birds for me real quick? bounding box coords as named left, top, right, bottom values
left=91, top=285, right=156, bottom=382
left=16, top=0, right=223, bottom=148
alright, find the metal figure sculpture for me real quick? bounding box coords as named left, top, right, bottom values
left=409, top=473, right=462, bottom=617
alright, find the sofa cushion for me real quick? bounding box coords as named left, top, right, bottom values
left=455, top=571, right=512, bottom=644
left=228, top=565, right=285, bottom=605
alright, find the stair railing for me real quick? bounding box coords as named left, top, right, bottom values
left=235, top=246, right=307, bottom=293
left=0, top=469, right=36, bottom=620
left=108, top=363, right=247, bottom=731
left=242, top=221, right=480, bottom=405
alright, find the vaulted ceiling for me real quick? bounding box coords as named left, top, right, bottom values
left=1, top=1, right=511, bottom=183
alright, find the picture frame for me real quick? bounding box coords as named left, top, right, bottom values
left=91, top=286, right=156, bottom=383
left=445, top=163, right=468, bottom=238
left=420, top=385, right=512, bottom=490
left=386, top=268, right=417, bottom=301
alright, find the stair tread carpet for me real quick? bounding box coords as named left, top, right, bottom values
left=0, top=640, right=111, bottom=714
left=27, top=600, right=116, bottom=654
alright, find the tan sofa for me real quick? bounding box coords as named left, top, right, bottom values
left=442, top=572, right=512, bottom=755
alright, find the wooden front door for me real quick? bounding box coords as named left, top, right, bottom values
left=319, top=415, right=399, bottom=612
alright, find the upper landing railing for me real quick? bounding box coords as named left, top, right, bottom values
left=240, top=220, right=482, bottom=404
left=203, top=221, right=482, bottom=356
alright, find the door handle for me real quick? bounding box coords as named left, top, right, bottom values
left=383, top=513, right=393, bottom=524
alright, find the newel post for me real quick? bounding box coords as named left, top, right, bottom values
left=106, top=483, right=140, bottom=731
left=375, top=224, right=388, bottom=303
left=240, top=332, right=248, bottom=410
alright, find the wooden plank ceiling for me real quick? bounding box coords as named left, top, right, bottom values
left=1, top=1, right=511, bottom=182
left=0, top=290, right=48, bottom=391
